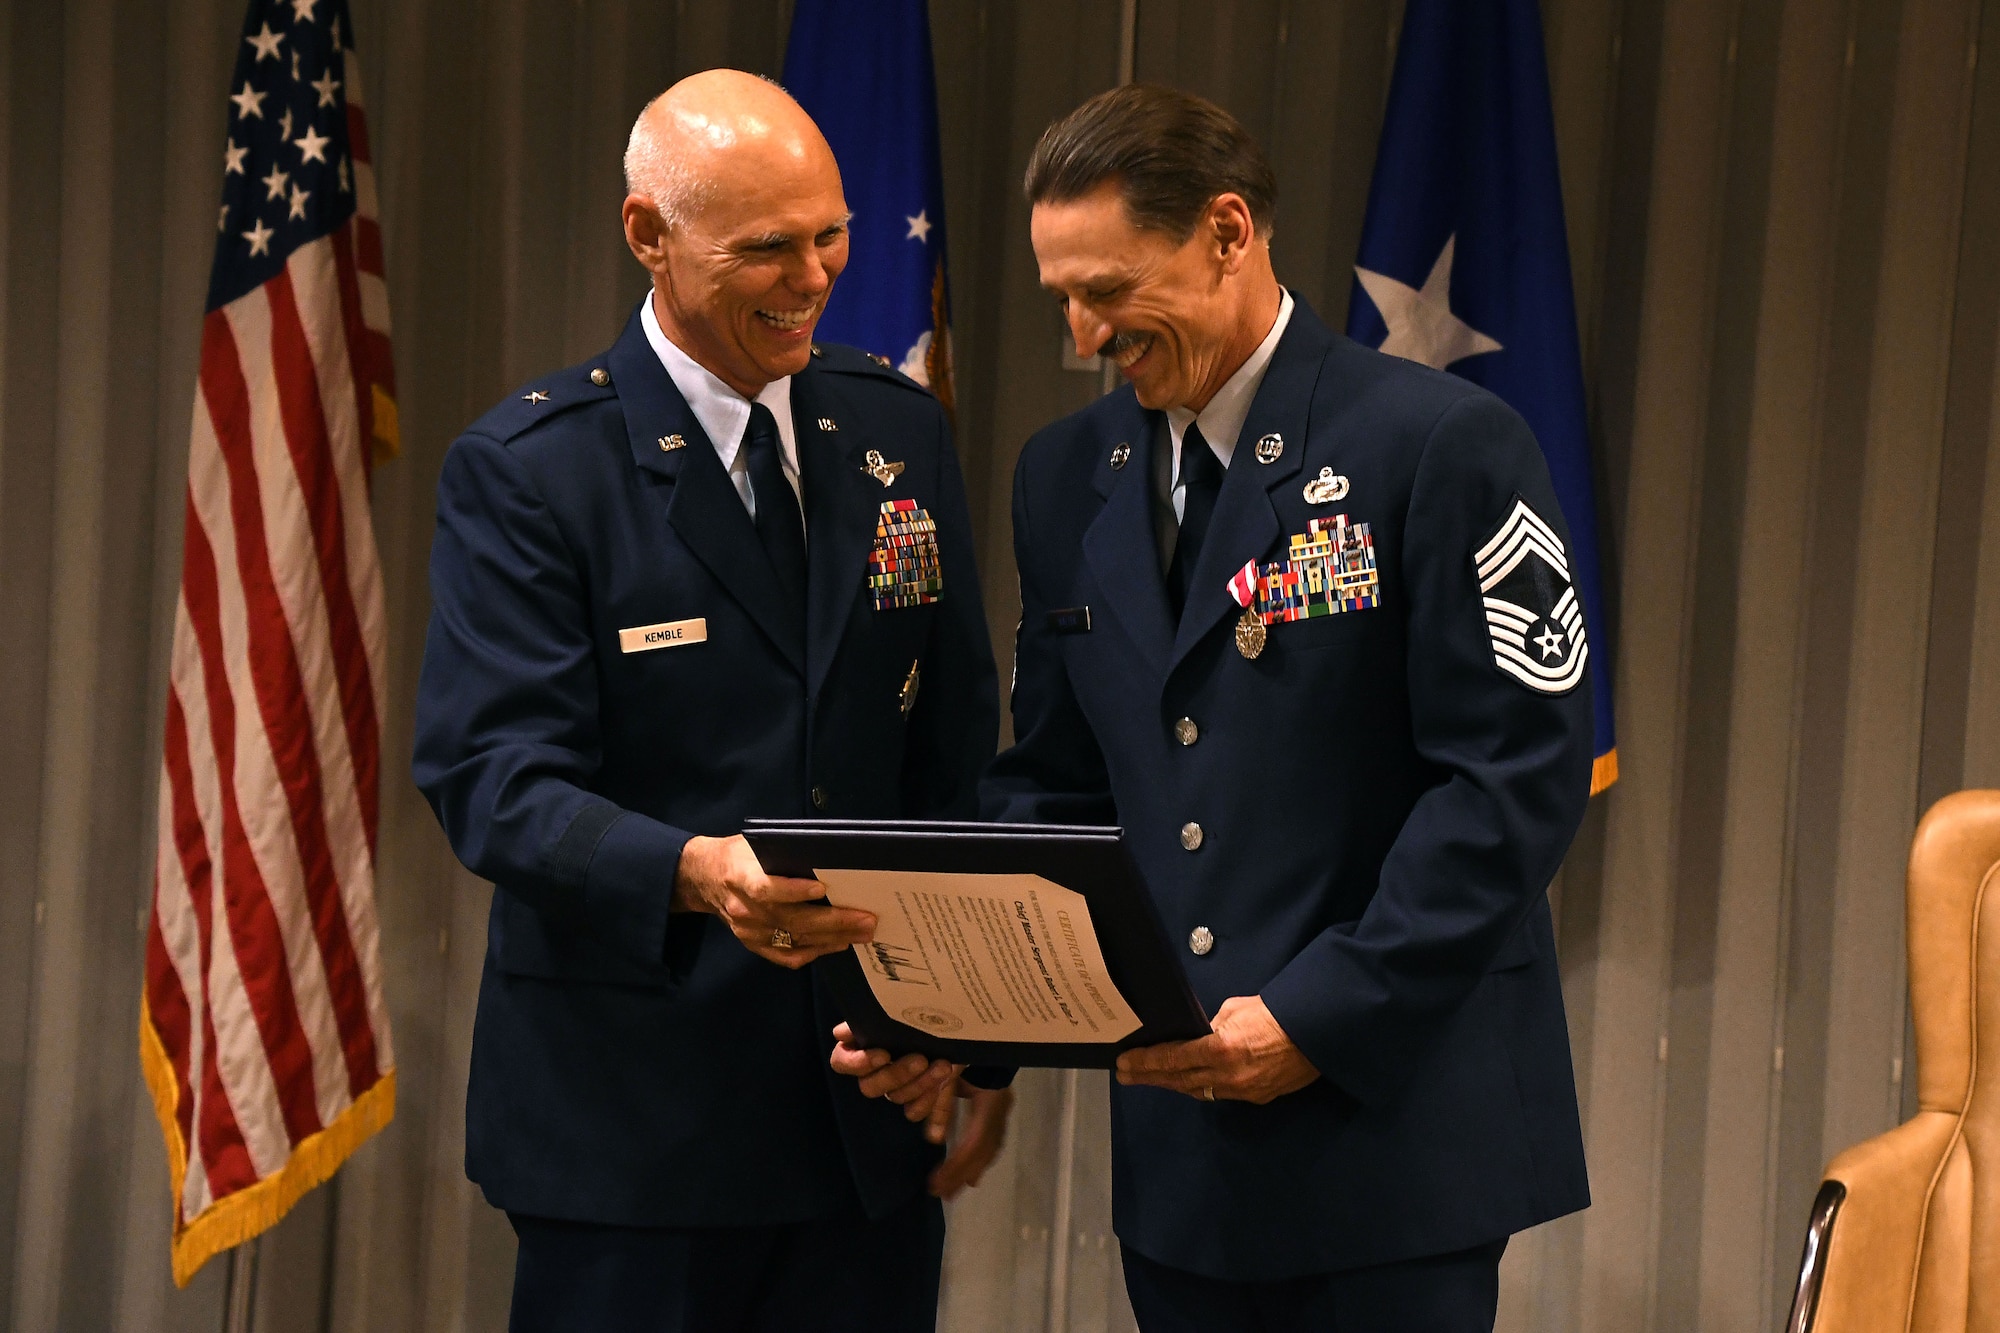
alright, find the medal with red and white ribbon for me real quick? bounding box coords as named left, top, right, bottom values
left=1227, top=559, right=1266, bottom=659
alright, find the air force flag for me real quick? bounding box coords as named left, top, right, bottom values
left=1348, top=0, right=1618, bottom=794
left=783, top=0, right=954, bottom=413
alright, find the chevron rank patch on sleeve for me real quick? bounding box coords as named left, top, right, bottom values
left=1474, top=495, right=1588, bottom=695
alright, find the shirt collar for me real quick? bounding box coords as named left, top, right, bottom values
left=640, top=292, right=795, bottom=476
left=1165, top=286, right=1294, bottom=472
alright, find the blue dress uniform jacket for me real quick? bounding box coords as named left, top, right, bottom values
left=984, top=297, right=1593, bottom=1280
left=413, top=309, right=998, bottom=1229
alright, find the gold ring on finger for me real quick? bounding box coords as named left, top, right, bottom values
left=770, top=928, right=796, bottom=950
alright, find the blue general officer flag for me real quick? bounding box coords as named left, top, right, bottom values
left=783, top=0, right=954, bottom=413
left=1347, top=0, right=1618, bottom=794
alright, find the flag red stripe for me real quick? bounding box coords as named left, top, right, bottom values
left=160, top=685, right=259, bottom=1200
left=189, top=335, right=328, bottom=1144
left=144, top=877, right=198, bottom=1159
left=343, top=100, right=373, bottom=168
left=353, top=215, right=384, bottom=279
left=201, top=310, right=377, bottom=1102
left=265, top=271, right=383, bottom=865
left=329, top=228, right=379, bottom=477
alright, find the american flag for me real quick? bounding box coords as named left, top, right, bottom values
left=141, top=0, right=397, bottom=1287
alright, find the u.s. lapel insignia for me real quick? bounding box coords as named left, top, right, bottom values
left=1109, top=442, right=1131, bottom=470
left=657, top=434, right=687, bottom=452
left=1475, top=495, right=1587, bottom=695
left=1254, top=433, right=1284, bottom=464
left=862, top=449, right=905, bottom=486
left=1303, top=467, right=1349, bottom=504
left=818, top=417, right=839, bottom=432
left=899, top=659, right=922, bottom=716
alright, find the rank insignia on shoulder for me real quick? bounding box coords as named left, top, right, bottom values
left=1229, top=515, right=1383, bottom=646
left=523, top=390, right=550, bottom=404
left=868, top=499, right=942, bottom=609
left=1109, top=442, right=1131, bottom=470
left=1475, top=495, right=1586, bottom=695
left=1303, top=467, right=1349, bottom=505
left=1254, top=433, right=1284, bottom=464
left=861, top=449, right=904, bottom=486
left=868, top=352, right=892, bottom=368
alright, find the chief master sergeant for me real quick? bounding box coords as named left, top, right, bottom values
left=413, top=70, right=1008, bottom=1332
left=839, top=84, right=1595, bottom=1331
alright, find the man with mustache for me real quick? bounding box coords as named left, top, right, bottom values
left=414, top=69, right=1009, bottom=1331
left=839, top=84, right=1594, bottom=1330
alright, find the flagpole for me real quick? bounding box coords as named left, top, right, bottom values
left=221, top=1236, right=261, bottom=1333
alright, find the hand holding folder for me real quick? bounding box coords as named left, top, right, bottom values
left=744, top=820, right=1211, bottom=1068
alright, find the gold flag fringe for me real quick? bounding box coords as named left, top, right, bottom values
left=1590, top=748, right=1619, bottom=796
left=141, top=1001, right=395, bottom=1287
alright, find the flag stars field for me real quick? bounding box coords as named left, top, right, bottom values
left=906, top=209, right=932, bottom=243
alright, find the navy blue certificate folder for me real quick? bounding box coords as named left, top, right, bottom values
left=743, top=820, right=1211, bottom=1068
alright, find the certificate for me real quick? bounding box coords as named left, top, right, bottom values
left=745, top=820, right=1209, bottom=1067
left=815, top=868, right=1141, bottom=1045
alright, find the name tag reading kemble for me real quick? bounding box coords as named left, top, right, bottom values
left=814, top=868, right=1141, bottom=1044
left=618, top=617, right=707, bottom=653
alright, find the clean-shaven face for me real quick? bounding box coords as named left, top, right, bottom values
left=1031, top=181, right=1241, bottom=412
left=657, top=138, right=850, bottom=393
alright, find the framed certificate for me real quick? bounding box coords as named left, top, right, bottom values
left=744, top=820, right=1211, bottom=1067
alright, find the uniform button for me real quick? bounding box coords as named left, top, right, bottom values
left=1188, top=926, right=1214, bottom=956
left=589, top=367, right=610, bottom=386
left=810, top=786, right=828, bottom=811
left=1180, top=822, right=1203, bottom=851
left=1174, top=717, right=1199, bottom=746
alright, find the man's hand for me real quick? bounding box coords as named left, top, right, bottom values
left=829, top=1022, right=959, bottom=1123
left=1114, top=995, right=1319, bottom=1104
left=929, top=1083, right=1013, bottom=1201
left=673, top=834, right=874, bottom=968
left=828, top=1024, right=1013, bottom=1199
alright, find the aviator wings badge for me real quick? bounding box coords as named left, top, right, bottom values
left=862, top=449, right=905, bottom=487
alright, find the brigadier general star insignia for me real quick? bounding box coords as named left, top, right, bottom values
left=1473, top=495, right=1587, bottom=695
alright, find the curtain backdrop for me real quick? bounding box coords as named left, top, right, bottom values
left=2, top=1, right=1998, bottom=1329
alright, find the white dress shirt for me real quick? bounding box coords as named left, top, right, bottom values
left=1163, top=287, right=1295, bottom=522
left=641, top=293, right=802, bottom=521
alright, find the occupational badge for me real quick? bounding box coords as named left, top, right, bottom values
left=1109, top=442, right=1131, bottom=470
left=861, top=449, right=905, bottom=487
left=868, top=499, right=943, bottom=609
left=1253, top=433, right=1284, bottom=464
left=1474, top=495, right=1586, bottom=695
left=1302, top=467, right=1349, bottom=505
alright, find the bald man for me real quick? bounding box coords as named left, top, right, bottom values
left=413, top=71, right=1008, bottom=1331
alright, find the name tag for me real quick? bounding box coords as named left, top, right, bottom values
left=1046, top=606, right=1092, bottom=635
left=618, top=617, right=707, bottom=653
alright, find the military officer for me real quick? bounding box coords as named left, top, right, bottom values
left=413, top=70, right=1009, bottom=1332
left=837, top=84, right=1595, bottom=1331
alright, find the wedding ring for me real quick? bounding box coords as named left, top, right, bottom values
left=770, top=928, right=796, bottom=950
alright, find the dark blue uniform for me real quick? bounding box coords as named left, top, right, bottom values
left=985, top=299, right=1592, bottom=1311
left=413, top=308, right=997, bottom=1329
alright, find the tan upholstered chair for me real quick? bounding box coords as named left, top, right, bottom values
left=1788, top=790, right=2000, bottom=1332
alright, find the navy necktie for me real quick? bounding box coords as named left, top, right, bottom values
left=1167, top=421, right=1223, bottom=617
left=743, top=402, right=806, bottom=604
